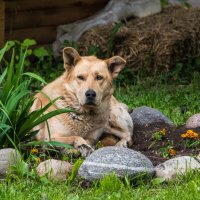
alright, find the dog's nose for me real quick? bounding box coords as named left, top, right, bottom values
left=85, top=89, right=96, bottom=98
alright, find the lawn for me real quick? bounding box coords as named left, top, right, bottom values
left=0, top=170, right=200, bottom=199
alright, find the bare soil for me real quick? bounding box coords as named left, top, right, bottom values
left=132, top=123, right=200, bottom=166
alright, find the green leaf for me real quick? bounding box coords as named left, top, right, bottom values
left=0, top=105, right=12, bottom=125
left=7, top=41, right=15, bottom=50
left=2, top=49, right=15, bottom=98
left=21, top=140, right=72, bottom=149
left=67, top=159, right=83, bottom=187
left=18, top=96, right=74, bottom=136
left=151, top=177, right=165, bottom=185
left=33, top=47, right=49, bottom=58
left=0, top=41, right=15, bottom=62
left=22, top=39, right=37, bottom=47
left=13, top=48, right=28, bottom=88
left=23, top=72, right=47, bottom=84
left=0, top=124, right=11, bottom=130
left=19, top=97, right=60, bottom=132
left=5, top=89, right=30, bottom=116
left=21, top=130, right=39, bottom=142
left=47, top=141, right=72, bottom=149
left=0, top=68, right=7, bottom=85
left=20, top=108, right=73, bottom=135
left=0, top=43, right=8, bottom=61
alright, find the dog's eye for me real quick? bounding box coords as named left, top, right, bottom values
left=77, top=75, right=84, bottom=81
left=96, top=75, right=103, bottom=81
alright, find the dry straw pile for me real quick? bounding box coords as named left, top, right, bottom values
left=78, top=6, right=200, bottom=73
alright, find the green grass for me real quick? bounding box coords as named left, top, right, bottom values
left=115, top=81, right=200, bottom=126
left=0, top=171, right=200, bottom=199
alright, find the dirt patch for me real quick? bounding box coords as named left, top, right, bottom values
left=99, top=124, right=200, bottom=166
left=132, top=124, right=200, bottom=166
left=78, top=6, right=200, bottom=73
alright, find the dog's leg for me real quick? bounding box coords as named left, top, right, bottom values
left=85, top=128, right=104, bottom=147
left=51, top=136, right=94, bottom=157
left=104, top=126, right=132, bottom=148
left=107, top=96, right=133, bottom=147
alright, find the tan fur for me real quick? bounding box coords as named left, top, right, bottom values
left=31, top=47, right=133, bottom=152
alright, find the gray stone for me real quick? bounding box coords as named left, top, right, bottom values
left=0, top=148, right=21, bottom=178
left=36, top=159, right=72, bottom=181
left=155, top=156, right=200, bottom=181
left=186, top=113, right=200, bottom=129
left=78, top=146, right=155, bottom=181
left=131, top=106, right=173, bottom=128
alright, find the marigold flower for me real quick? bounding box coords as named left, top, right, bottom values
left=31, top=147, right=39, bottom=154
left=181, top=133, right=187, bottom=138
left=169, top=148, right=176, bottom=156
left=181, top=130, right=199, bottom=139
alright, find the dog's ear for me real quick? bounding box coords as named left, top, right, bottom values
left=106, top=56, right=126, bottom=78
left=63, top=47, right=80, bottom=70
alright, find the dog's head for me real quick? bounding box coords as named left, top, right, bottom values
left=63, top=47, right=126, bottom=109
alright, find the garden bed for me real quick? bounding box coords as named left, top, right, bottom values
left=28, top=124, right=200, bottom=167
left=132, top=124, right=200, bottom=165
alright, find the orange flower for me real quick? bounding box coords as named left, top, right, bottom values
left=169, top=148, right=176, bottom=156
left=181, top=130, right=199, bottom=139
left=181, top=133, right=187, bottom=138
left=31, top=147, right=39, bottom=154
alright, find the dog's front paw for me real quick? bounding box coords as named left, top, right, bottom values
left=78, top=144, right=94, bottom=157
left=115, top=140, right=128, bottom=148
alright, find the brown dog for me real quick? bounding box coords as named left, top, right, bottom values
left=31, top=47, right=133, bottom=154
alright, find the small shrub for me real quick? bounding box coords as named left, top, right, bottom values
left=0, top=41, right=72, bottom=150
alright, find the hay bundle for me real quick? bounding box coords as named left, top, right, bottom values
left=77, top=6, right=200, bottom=73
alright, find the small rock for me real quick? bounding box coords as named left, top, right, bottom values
left=155, top=156, right=200, bottom=181
left=0, top=148, right=21, bottom=178
left=78, top=146, right=155, bottom=181
left=36, top=159, right=72, bottom=181
left=186, top=113, right=200, bottom=129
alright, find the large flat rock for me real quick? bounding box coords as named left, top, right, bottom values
left=78, top=146, right=155, bottom=181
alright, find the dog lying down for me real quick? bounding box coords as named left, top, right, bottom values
left=31, top=47, right=133, bottom=155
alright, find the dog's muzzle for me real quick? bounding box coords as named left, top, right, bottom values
left=85, top=89, right=96, bottom=105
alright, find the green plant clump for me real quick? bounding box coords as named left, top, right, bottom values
left=0, top=40, right=72, bottom=150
